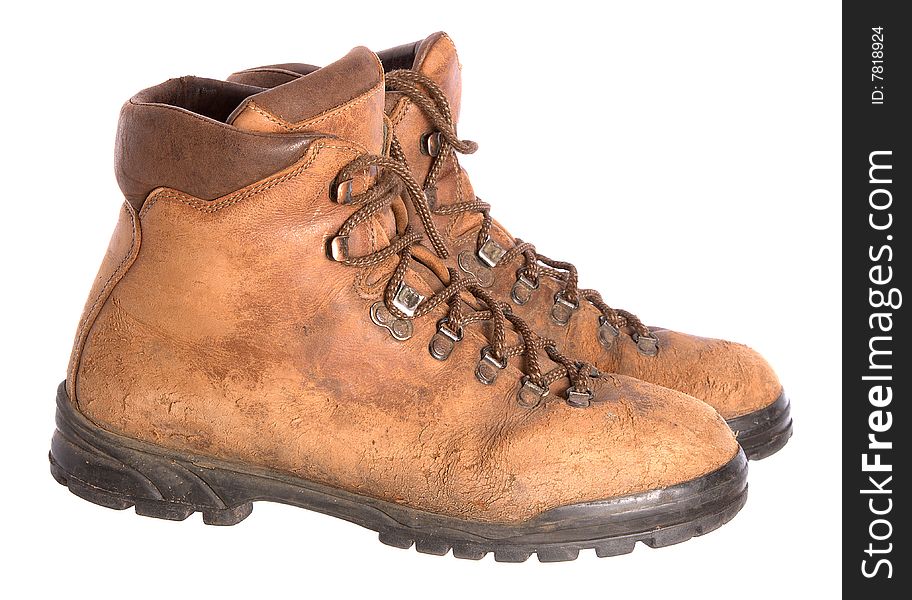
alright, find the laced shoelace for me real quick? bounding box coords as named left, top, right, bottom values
left=384, top=69, right=658, bottom=355
left=329, top=154, right=600, bottom=407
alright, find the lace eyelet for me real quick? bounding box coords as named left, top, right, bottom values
left=370, top=301, right=413, bottom=341
left=475, top=347, right=506, bottom=385
left=420, top=131, right=444, bottom=157
left=327, top=235, right=349, bottom=262
left=429, top=318, right=463, bottom=361
left=457, top=250, right=495, bottom=287
left=632, top=332, right=659, bottom=356
left=565, top=389, right=593, bottom=408
left=332, top=179, right=354, bottom=204
left=477, top=238, right=506, bottom=267
left=550, top=292, right=578, bottom=326
left=391, top=282, right=425, bottom=317
left=597, top=316, right=620, bottom=349
left=517, top=377, right=548, bottom=408
left=511, top=272, right=539, bottom=305
left=331, top=166, right=379, bottom=204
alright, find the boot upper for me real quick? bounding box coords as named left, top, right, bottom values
left=229, top=32, right=783, bottom=420
left=70, top=46, right=739, bottom=525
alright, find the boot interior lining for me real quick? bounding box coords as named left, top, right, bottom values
left=133, top=77, right=264, bottom=123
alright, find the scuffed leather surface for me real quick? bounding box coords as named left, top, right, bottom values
left=66, top=201, right=140, bottom=402
left=412, top=33, right=463, bottom=121
left=226, top=48, right=391, bottom=255
left=229, top=47, right=385, bottom=156
left=452, top=230, right=782, bottom=419
left=226, top=41, right=783, bottom=420
left=74, top=139, right=737, bottom=524
left=384, top=33, right=783, bottom=420
left=228, top=63, right=319, bottom=88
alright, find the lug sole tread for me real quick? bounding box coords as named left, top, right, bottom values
left=51, top=453, right=746, bottom=562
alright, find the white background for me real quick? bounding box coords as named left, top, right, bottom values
left=1, top=1, right=840, bottom=598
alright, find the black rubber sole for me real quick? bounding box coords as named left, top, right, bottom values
left=726, top=391, right=793, bottom=461
left=49, top=382, right=748, bottom=562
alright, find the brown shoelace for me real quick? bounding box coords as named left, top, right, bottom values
left=385, top=69, right=656, bottom=350
left=329, top=153, right=600, bottom=406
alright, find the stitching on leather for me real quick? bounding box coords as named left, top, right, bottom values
left=241, top=67, right=303, bottom=77
left=453, top=225, right=480, bottom=247
left=439, top=33, right=463, bottom=72
left=72, top=142, right=357, bottom=401
left=389, top=96, right=412, bottom=131
left=445, top=210, right=458, bottom=241
left=354, top=257, right=395, bottom=299
left=297, top=82, right=383, bottom=129
left=141, top=142, right=358, bottom=216
left=241, top=101, right=293, bottom=130
left=368, top=214, right=379, bottom=250
left=453, top=156, right=466, bottom=205
left=240, top=82, right=384, bottom=132
left=130, top=100, right=317, bottom=142
left=437, top=166, right=464, bottom=243
left=67, top=202, right=140, bottom=401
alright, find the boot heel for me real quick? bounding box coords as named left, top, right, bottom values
left=48, top=383, right=252, bottom=526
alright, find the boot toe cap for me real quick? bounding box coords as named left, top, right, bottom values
left=622, top=330, right=783, bottom=420
left=490, top=375, right=739, bottom=521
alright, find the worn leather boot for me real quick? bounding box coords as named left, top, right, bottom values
left=51, top=47, right=747, bottom=562
left=229, top=33, right=792, bottom=460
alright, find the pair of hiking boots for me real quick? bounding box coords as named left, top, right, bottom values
left=50, top=32, right=792, bottom=562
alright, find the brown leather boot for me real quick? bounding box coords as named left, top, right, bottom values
left=229, top=32, right=792, bottom=460
left=52, top=47, right=747, bottom=562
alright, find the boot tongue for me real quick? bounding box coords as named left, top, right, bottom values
left=228, top=47, right=384, bottom=154
left=403, top=33, right=513, bottom=246
left=411, top=32, right=462, bottom=123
